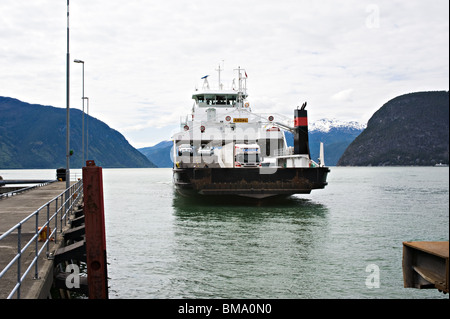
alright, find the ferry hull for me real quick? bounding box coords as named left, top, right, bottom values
left=173, top=167, right=329, bottom=199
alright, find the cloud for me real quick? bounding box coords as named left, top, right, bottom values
left=0, top=0, right=448, bottom=147
left=331, top=89, right=354, bottom=102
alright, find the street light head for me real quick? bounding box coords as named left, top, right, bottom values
left=74, top=59, right=84, bottom=63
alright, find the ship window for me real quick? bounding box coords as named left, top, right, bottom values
left=228, top=96, right=237, bottom=106
left=236, top=154, right=260, bottom=164
left=216, top=95, right=226, bottom=105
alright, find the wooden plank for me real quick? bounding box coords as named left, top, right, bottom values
left=413, top=266, right=446, bottom=287
left=63, top=225, right=85, bottom=241
left=70, top=215, right=85, bottom=228
left=403, top=241, right=449, bottom=259
left=54, top=240, right=86, bottom=264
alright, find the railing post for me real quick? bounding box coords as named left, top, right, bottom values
left=46, top=204, right=50, bottom=257
left=64, top=185, right=69, bottom=231
left=61, top=188, right=67, bottom=229
left=69, top=182, right=73, bottom=221
left=17, top=224, right=21, bottom=299
left=54, top=197, right=59, bottom=244
left=82, top=160, right=108, bottom=299
left=34, top=210, right=39, bottom=279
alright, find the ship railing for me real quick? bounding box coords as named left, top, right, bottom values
left=255, top=112, right=293, bottom=125
left=274, top=147, right=294, bottom=156
left=272, top=150, right=322, bottom=168
left=239, top=110, right=295, bottom=131
left=0, top=179, right=83, bottom=299
left=180, top=108, right=295, bottom=127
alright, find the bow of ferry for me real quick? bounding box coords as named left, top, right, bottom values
left=171, top=66, right=330, bottom=199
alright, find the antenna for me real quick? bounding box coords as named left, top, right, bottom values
left=215, top=64, right=223, bottom=90
left=233, top=66, right=242, bottom=92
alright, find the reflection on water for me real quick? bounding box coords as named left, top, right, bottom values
left=170, top=191, right=330, bottom=298
left=172, top=191, right=328, bottom=214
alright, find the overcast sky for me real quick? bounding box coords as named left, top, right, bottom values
left=1, top=0, right=448, bottom=148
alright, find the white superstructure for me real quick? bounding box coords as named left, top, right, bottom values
left=171, top=66, right=322, bottom=170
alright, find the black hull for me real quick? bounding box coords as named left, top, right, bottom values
left=173, top=167, right=329, bottom=199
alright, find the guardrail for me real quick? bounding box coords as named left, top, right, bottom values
left=274, top=147, right=294, bottom=156
left=0, top=179, right=83, bottom=299
left=0, top=180, right=57, bottom=200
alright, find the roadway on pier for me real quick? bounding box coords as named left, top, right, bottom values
left=0, top=181, right=74, bottom=299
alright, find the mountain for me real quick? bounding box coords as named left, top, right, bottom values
left=138, top=141, right=173, bottom=168
left=0, top=96, right=156, bottom=169
left=338, top=91, right=449, bottom=166
left=309, top=118, right=366, bottom=133
left=139, top=119, right=365, bottom=167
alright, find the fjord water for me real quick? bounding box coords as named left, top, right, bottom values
left=103, top=167, right=448, bottom=299
left=2, top=167, right=448, bottom=298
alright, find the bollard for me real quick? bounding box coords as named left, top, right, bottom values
left=82, top=160, right=108, bottom=299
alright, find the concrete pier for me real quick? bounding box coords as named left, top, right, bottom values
left=1, top=163, right=107, bottom=299
left=0, top=181, right=71, bottom=233
left=0, top=181, right=80, bottom=299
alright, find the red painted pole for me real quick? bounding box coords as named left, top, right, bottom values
left=82, top=160, right=108, bottom=299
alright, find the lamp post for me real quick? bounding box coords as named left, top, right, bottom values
left=66, top=0, right=70, bottom=188
left=82, top=97, right=89, bottom=160
left=74, top=59, right=85, bottom=167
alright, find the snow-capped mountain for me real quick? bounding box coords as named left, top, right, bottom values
left=285, top=119, right=366, bottom=166
left=309, top=118, right=366, bottom=133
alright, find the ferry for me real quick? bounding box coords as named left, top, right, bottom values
left=171, top=66, right=330, bottom=199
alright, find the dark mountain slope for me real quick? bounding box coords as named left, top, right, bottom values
left=338, top=91, right=449, bottom=166
left=0, top=96, right=156, bottom=169
left=139, top=141, right=173, bottom=168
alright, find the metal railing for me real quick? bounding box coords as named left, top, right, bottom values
left=274, top=147, right=295, bottom=157
left=0, top=179, right=83, bottom=299
left=0, top=180, right=57, bottom=200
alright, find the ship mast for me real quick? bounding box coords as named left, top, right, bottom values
left=234, top=66, right=247, bottom=107
left=215, top=64, right=223, bottom=90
